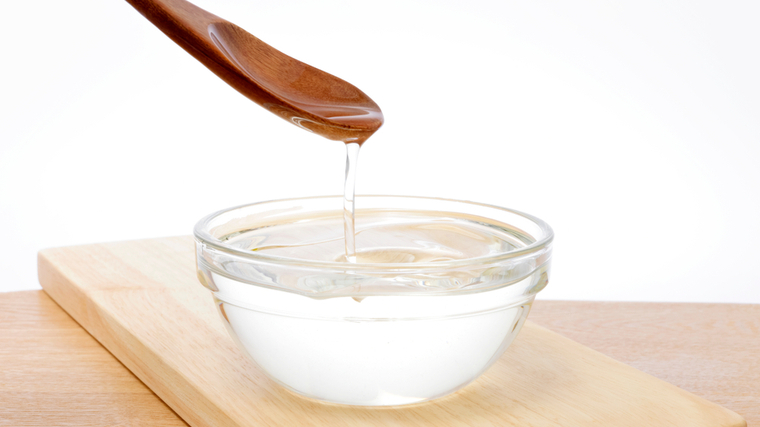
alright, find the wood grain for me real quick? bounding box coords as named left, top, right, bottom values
left=530, top=301, right=760, bottom=426
left=0, top=290, right=186, bottom=427
left=36, top=236, right=746, bottom=427
left=125, top=0, right=383, bottom=143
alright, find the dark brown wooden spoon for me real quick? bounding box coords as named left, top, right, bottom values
left=126, top=0, right=383, bottom=144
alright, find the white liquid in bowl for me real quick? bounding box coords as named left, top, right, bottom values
left=197, top=206, right=550, bottom=406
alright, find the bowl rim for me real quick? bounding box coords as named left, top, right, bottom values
left=193, top=194, right=554, bottom=272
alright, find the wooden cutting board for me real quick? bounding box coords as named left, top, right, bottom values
left=37, top=237, right=746, bottom=427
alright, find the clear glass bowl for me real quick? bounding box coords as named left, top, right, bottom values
left=194, top=195, right=553, bottom=406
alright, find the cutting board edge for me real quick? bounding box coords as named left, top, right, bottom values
left=37, top=246, right=236, bottom=427
left=523, top=321, right=747, bottom=426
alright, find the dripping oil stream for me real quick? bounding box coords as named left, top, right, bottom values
left=343, top=143, right=360, bottom=263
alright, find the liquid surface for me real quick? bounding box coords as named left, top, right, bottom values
left=222, top=209, right=529, bottom=264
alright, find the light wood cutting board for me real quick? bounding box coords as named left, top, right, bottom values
left=38, top=237, right=746, bottom=427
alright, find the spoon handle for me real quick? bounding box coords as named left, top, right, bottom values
left=124, top=0, right=280, bottom=109
left=126, top=0, right=219, bottom=56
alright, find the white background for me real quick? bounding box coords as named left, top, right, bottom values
left=1, top=0, right=758, bottom=303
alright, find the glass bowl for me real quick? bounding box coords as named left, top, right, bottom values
left=194, top=195, right=553, bottom=406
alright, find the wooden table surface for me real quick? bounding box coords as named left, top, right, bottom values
left=1, top=291, right=757, bottom=426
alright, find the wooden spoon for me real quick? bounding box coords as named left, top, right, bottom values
left=126, top=0, right=383, bottom=144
